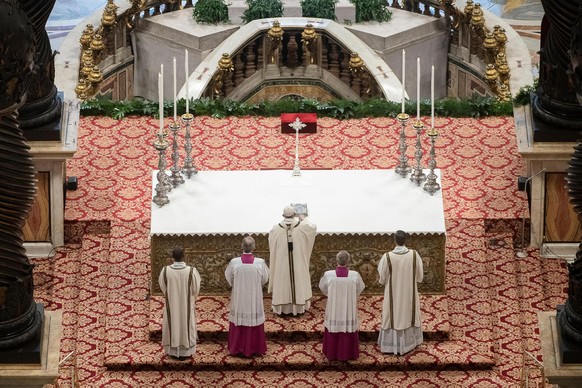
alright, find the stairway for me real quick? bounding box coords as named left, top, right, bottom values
left=103, top=293, right=495, bottom=372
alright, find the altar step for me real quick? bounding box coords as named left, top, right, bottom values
left=148, top=294, right=451, bottom=342
left=104, top=339, right=495, bottom=372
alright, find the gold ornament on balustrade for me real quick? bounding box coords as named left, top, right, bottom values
left=267, top=20, right=284, bottom=64
left=88, top=66, right=104, bottom=84
left=483, top=32, right=497, bottom=59
left=496, top=52, right=510, bottom=83
left=301, top=23, right=318, bottom=64
left=464, top=0, right=474, bottom=19
left=470, top=3, right=484, bottom=30
left=75, top=78, right=89, bottom=100
left=90, top=33, right=104, bottom=52
left=494, top=27, right=507, bottom=51
left=81, top=58, right=94, bottom=78
left=101, top=0, right=118, bottom=27
left=79, top=24, right=95, bottom=49
left=81, top=49, right=94, bottom=64
left=497, top=83, right=511, bottom=102
left=212, top=53, right=235, bottom=96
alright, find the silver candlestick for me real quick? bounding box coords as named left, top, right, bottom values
left=289, top=117, right=306, bottom=177
left=181, top=113, right=198, bottom=178
left=169, top=121, right=185, bottom=187
left=395, top=112, right=411, bottom=178
left=410, top=120, right=427, bottom=185
left=153, top=133, right=171, bottom=207
left=423, top=127, right=441, bottom=195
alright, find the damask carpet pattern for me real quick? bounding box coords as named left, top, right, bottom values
left=31, top=115, right=568, bottom=387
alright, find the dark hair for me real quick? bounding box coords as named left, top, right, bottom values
left=172, top=246, right=185, bottom=261
left=394, top=230, right=407, bottom=246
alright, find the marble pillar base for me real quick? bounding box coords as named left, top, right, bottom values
left=0, top=310, right=62, bottom=388
left=539, top=310, right=582, bottom=387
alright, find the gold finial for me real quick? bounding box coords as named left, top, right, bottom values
left=267, top=21, right=284, bottom=64
left=79, top=24, right=95, bottom=49
left=498, top=83, right=511, bottom=101
left=88, top=66, right=103, bottom=84
left=90, top=34, right=104, bottom=52
left=218, top=53, right=234, bottom=72
left=494, top=27, right=508, bottom=51
left=81, top=59, right=94, bottom=78
left=496, top=53, right=510, bottom=84
left=348, top=52, right=365, bottom=74
left=464, top=0, right=474, bottom=18
left=81, top=49, right=94, bottom=64
left=485, top=63, right=498, bottom=82
left=301, top=23, right=318, bottom=64
left=75, top=78, right=89, bottom=99
left=483, top=32, right=496, bottom=51
left=470, top=3, right=484, bottom=30
left=101, top=0, right=118, bottom=27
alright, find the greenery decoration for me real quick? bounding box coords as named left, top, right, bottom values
left=193, top=0, right=229, bottom=24
left=241, top=0, right=284, bottom=23
left=513, top=80, right=538, bottom=106
left=81, top=95, right=513, bottom=119
left=301, top=0, right=338, bottom=20
left=350, top=0, right=392, bottom=23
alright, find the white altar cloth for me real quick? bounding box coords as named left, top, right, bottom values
left=150, top=169, right=445, bottom=236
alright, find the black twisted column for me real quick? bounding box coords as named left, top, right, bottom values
left=532, top=0, right=582, bottom=132
left=0, top=0, right=42, bottom=351
left=18, top=0, right=61, bottom=137
left=561, top=142, right=582, bottom=362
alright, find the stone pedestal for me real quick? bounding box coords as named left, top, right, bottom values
left=539, top=310, right=582, bottom=387
left=0, top=310, right=62, bottom=387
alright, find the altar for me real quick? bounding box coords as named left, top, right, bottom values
left=150, top=169, right=446, bottom=295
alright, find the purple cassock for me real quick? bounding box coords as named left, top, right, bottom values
left=225, top=253, right=269, bottom=357
left=319, top=266, right=365, bottom=361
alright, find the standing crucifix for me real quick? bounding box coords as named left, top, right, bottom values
left=289, top=117, right=306, bottom=176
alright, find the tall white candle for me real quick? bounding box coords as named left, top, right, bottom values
left=401, top=50, right=405, bottom=114
left=158, top=72, right=163, bottom=135
left=431, top=65, right=435, bottom=129
left=173, top=57, right=177, bottom=121
left=185, top=49, right=189, bottom=114
left=416, top=57, right=420, bottom=118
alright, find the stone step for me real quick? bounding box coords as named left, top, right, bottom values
left=105, top=339, right=493, bottom=372
left=148, top=294, right=450, bottom=342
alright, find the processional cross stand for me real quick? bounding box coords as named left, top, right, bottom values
left=290, top=117, right=306, bottom=176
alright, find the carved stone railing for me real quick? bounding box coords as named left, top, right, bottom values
left=76, top=0, right=508, bottom=102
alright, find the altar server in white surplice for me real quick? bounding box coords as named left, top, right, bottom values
left=378, top=230, right=424, bottom=355
left=158, top=246, right=201, bottom=360
left=268, top=205, right=317, bottom=315
left=319, top=250, right=365, bottom=361
left=225, top=236, right=269, bottom=357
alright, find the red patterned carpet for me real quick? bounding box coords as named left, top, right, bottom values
left=31, top=115, right=568, bottom=387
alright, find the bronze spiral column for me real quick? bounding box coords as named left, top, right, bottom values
left=0, top=0, right=42, bottom=350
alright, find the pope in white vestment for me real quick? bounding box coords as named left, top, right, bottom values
left=268, top=205, right=317, bottom=315
left=319, top=250, right=365, bottom=361
left=158, top=246, right=201, bottom=359
left=377, top=230, right=424, bottom=355
left=225, top=236, right=269, bottom=357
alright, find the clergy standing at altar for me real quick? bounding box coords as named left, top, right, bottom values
left=377, top=230, right=424, bottom=355
left=225, top=236, right=269, bottom=357
left=268, top=205, right=317, bottom=315
left=319, top=250, right=365, bottom=361
left=158, top=246, right=201, bottom=360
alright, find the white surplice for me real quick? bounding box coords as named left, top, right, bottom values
left=319, top=269, right=365, bottom=333
left=268, top=217, right=317, bottom=315
left=225, top=256, right=269, bottom=326
left=158, top=262, right=201, bottom=357
left=377, top=245, right=424, bottom=355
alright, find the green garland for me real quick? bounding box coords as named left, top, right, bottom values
left=81, top=95, right=513, bottom=119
